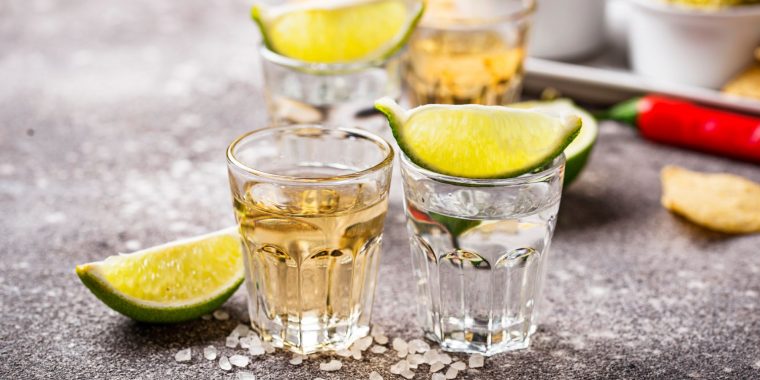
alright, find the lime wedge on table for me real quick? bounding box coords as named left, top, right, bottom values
left=252, top=0, right=425, bottom=63
left=375, top=97, right=582, bottom=179
left=511, top=99, right=598, bottom=186
left=75, top=228, right=243, bottom=323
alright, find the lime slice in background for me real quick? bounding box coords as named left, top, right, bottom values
left=252, top=0, right=425, bottom=63
left=75, top=228, right=244, bottom=323
left=510, top=99, right=598, bottom=186
left=375, top=97, right=581, bottom=179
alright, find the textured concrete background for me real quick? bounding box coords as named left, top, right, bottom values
left=2, top=0, right=760, bottom=379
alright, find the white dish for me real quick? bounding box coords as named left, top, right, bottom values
left=628, top=0, right=760, bottom=89
left=529, top=0, right=607, bottom=60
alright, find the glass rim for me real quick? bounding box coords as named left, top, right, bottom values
left=400, top=152, right=565, bottom=186
left=258, top=43, right=402, bottom=74
left=421, top=0, right=536, bottom=27
left=227, top=125, right=394, bottom=184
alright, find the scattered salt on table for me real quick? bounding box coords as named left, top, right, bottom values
left=319, top=359, right=342, bottom=372
left=213, top=309, right=229, bottom=321
left=229, top=354, right=250, bottom=368
left=174, top=348, right=191, bottom=362
left=468, top=354, right=485, bottom=368
left=219, top=356, right=232, bottom=371
left=203, top=345, right=217, bottom=361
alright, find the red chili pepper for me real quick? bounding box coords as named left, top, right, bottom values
left=607, top=95, right=760, bottom=163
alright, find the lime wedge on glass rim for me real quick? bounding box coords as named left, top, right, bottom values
left=75, top=228, right=244, bottom=323
left=374, top=97, right=582, bottom=179
left=252, top=0, right=425, bottom=63
left=510, top=99, right=598, bottom=186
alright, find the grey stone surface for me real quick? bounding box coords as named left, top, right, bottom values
left=2, top=0, right=760, bottom=379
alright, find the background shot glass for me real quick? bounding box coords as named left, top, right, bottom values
left=227, top=125, right=394, bottom=354
left=259, top=45, right=402, bottom=134
left=400, top=153, right=565, bottom=355
left=405, top=0, right=535, bottom=106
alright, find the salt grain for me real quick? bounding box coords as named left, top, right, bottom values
left=369, top=371, right=383, bottom=380
left=373, top=334, right=389, bottom=345
left=400, top=369, right=415, bottom=379
left=319, top=359, right=343, bottom=372
left=201, top=314, right=212, bottom=320
left=392, top=338, right=408, bottom=352
left=219, top=356, right=232, bottom=371
left=229, top=354, right=250, bottom=368
left=432, top=373, right=446, bottom=380
left=451, top=361, right=467, bottom=371
left=203, top=345, right=217, bottom=360
left=289, top=354, right=304, bottom=365
left=237, top=371, right=256, bottom=380
left=445, top=367, right=459, bottom=379
left=239, top=336, right=251, bottom=349
left=468, top=354, right=484, bottom=368
left=249, top=346, right=265, bottom=356
left=174, top=348, right=191, bottom=362
left=408, top=339, right=430, bottom=354
left=354, top=336, right=374, bottom=351
left=336, top=349, right=353, bottom=357
left=423, top=349, right=438, bottom=364
left=429, top=361, right=445, bottom=373
left=390, top=359, right=409, bottom=374
left=213, top=310, right=230, bottom=321
left=370, top=345, right=388, bottom=354
left=232, top=324, right=251, bottom=337
left=438, top=353, right=452, bottom=365
left=262, top=342, right=275, bottom=354
left=407, top=354, right=423, bottom=367
left=226, top=336, right=239, bottom=348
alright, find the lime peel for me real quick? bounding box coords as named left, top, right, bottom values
left=510, top=99, right=598, bottom=186
left=75, top=227, right=244, bottom=323
left=252, top=0, right=425, bottom=63
left=375, top=97, right=582, bottom=179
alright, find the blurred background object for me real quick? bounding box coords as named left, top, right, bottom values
left=405, top=0, right=534, bottom=106
left=628, top=0, right=760, bottom=89
left=529, top=0, right=607, bottom=61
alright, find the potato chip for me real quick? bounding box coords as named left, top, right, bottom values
left=661, top=165, right=760, bottom=234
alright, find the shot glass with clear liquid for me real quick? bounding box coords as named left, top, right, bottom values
left=227, top=125, right=394, bottom=354
left=405, top=0, right=535, bottom=106
left=400, top=153, right=565, bottom=355
left=259, top=45, right=403, bottom=135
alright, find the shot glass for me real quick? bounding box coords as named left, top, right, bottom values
left=400, top=153, right=565, bottom=355
left=227, top=125, right=394, bottom=354
left=405, top=0, right=535, bottom=106
left=259, top=45, right=403, bottom=133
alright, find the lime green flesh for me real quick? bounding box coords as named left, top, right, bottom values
left=76, top=229, right=244, bottom=323
left=253, top=0, right=424, bottom=63
left=376, top=98, right=582, bottom=179
left=510, top=99, right=598, bottom=186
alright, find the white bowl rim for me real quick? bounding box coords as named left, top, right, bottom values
left=629, top=0, right=760, bottom=18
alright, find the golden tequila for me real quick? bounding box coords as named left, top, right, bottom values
left=233, top=175, right=389, bottom=353
left=405, top=0, right=531, bottom=106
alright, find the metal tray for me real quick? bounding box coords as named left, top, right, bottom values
left=523, top=54, right=760, bottom=115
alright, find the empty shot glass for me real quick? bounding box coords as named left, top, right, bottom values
left=227, top=125, right=394, bottom=354
left=259, top=45, right=403, bottom=132
left=400, top=153, right=565, bottom=355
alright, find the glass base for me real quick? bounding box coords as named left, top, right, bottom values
left=426, top=324, right=535, bottom=356
left=253, top=316, right=370, bottom=355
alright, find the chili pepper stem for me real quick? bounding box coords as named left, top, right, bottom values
left=606, top=97, right=642, bottom=126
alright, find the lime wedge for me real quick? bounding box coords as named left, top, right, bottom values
left=510, top=99, right=598, bottom=186
left=75, top=228, right=244, bottom=323
left=375, top=97, right=581, bottom=179
left=252, top=0, right=425, bottom=63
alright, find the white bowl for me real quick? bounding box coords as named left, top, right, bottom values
left=529, top=0, right=607, bottom=60
left=628, top=0, right=760, bottom=89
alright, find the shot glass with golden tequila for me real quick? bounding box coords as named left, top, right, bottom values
left=227, top=125, right=394, bottom=354
left=405, top=0, right=535, bottom=106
